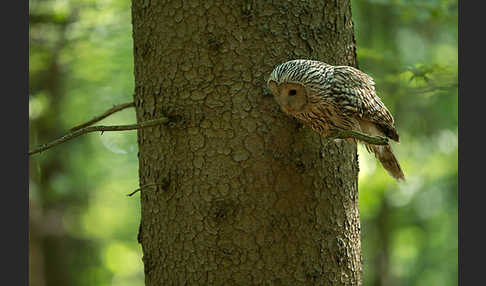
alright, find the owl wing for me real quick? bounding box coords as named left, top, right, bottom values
left=328, top=65, right=399, bottom=141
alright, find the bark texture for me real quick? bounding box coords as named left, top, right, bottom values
left=131, top=0, right=361, bottom=285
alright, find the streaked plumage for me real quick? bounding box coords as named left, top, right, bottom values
left=267, top=59, right=404, bottom=181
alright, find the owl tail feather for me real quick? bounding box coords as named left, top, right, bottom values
left=370, top=144, right=405, bottom=181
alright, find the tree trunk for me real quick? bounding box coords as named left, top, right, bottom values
left=131, top=0, right=361, bottom=285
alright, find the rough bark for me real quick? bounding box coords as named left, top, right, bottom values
left=131, top=0, right=361, bottom=285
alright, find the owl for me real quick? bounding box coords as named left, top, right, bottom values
left=267, top=59, right=404, bottom=181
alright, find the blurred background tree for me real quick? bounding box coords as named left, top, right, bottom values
left=29, top=0, right=457, bottom=285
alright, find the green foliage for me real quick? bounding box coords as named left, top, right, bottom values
left=29, top=0, right=457, bottom=285
left=29, top=0, right=142, bottom=285
left=352, top=0, right=457, bottom=285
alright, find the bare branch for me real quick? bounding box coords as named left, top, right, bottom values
left=127, top=183, right=165, bottom=197
left=29, top=117, right=169, bottom=156
left=70, top=101, right=135, bottom=132
left=328, top=129, right=389, bottom=145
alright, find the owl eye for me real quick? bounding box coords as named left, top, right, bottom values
left=289, top=89, right=297, bottom=96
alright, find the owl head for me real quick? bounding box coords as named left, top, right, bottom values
left=267, top=59, right=328, bottom=115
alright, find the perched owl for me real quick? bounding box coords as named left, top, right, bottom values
left=267, top=59, right=404, bottom=181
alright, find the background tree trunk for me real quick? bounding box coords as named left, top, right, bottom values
left=131, top=0, right=361, bottom=285
left=29, top=11, right=75, bottom=286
